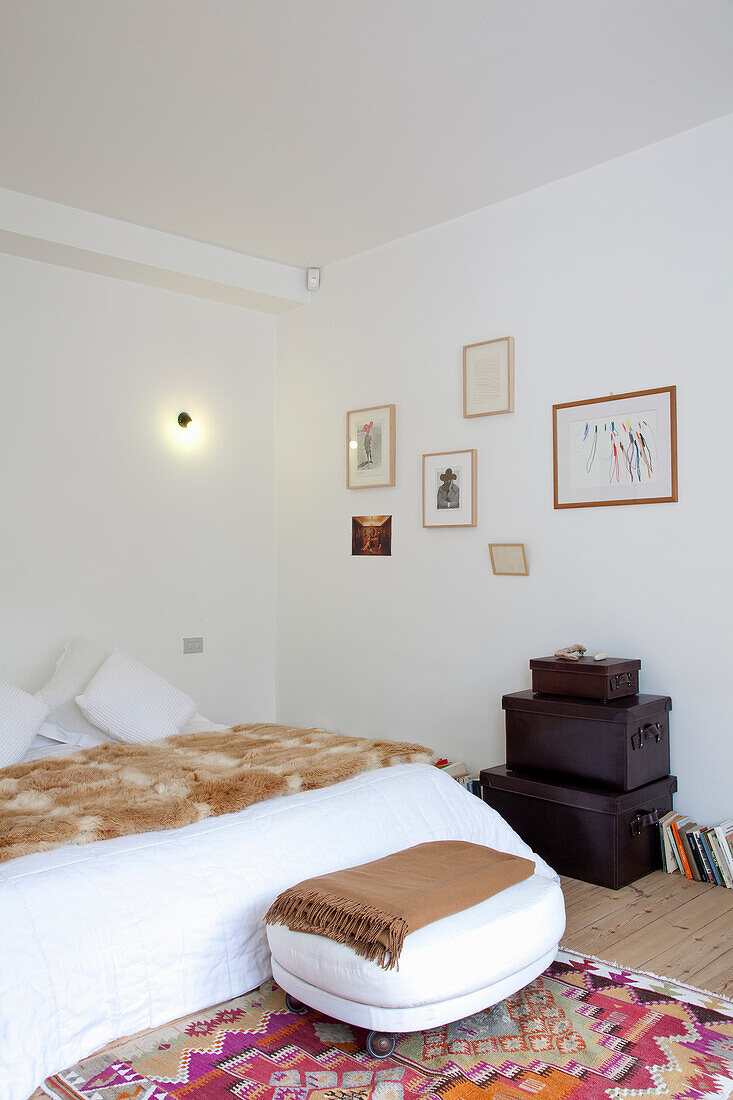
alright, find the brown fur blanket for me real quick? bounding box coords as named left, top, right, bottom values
left=0, top=724, right=433, bottom=863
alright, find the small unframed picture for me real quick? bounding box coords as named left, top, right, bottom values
left=352, top=515, right=392, bottom=556
left=489, top=543, right=528, bottom=575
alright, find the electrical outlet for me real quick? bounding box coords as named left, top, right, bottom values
left=183, top=637, right=203, bottom=654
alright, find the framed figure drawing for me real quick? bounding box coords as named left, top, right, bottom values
left=553, top=386, right=677, bottom=509
left=422, top=449, right=477, bottom=528
left=347, top=404, right=395, bottom=488
left=463, top=337, right=514, bottom=417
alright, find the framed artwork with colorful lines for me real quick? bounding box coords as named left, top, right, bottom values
left=553, top=386, right=677, bottom=508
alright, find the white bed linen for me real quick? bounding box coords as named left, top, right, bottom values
left=21, top=735, right=84, bottom=762
left=21, top=713, right=228, bottom=762
left=0, top=763, right=556, bottom=1100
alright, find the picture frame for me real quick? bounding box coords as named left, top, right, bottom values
left=347, top=404, right=396, bottom=488
left=463, top=336, right=514, bottom=418
left=553, top=386, right=677, bottom=509
left=422, top=449, right=477, bottom=528
left=489, top=543, right=529, bottom=576
left=352, top=515, right=392, bottom=556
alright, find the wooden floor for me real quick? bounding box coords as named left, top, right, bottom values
left=29, top=870, right=733, bottom=1099
left=561, top=869, right=733, bottom=997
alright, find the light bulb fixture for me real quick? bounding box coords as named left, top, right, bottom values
left=178, top=412, right=193, bottom=429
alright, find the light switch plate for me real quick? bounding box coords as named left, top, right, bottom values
left=183, top=637, right=203, bottom=654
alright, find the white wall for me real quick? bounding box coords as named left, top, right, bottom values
left=275, top=114, right=733, bottom=823
left=0, top=254, right=276, bottom=724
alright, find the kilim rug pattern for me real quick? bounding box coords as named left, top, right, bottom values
left=43, top=948, right=733, bottom=1100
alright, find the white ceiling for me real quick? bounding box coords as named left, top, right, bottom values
left=2, top=0, right=732, bottom=268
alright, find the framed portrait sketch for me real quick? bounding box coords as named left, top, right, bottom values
left=463, top=336, right=514, bottom=418
left=422, top=449, right=477, bottom=528
left=347, top=404, right=395, bottom=488
left=489, top=543, right=529, bottom=576
left=553, top=386, right=677, bottom=509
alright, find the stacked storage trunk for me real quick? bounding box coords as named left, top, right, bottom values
left=480, top=657, right=677, bottom=889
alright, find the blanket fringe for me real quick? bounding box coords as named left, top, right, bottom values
left=265, top=888, right=409, bottom=970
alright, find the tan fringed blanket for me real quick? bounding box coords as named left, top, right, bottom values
left=265, top=840, right=534, bottom=969
left=0, top=724, right=433, bottom=863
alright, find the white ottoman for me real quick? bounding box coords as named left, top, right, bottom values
left=267, top=873, right=565, bottom=1058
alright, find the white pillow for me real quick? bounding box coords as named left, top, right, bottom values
left=0, top=679, right=50, bottom=767
left=39, top=638, right=111, bottom=743
left=76, top=650, right=197, bottom=744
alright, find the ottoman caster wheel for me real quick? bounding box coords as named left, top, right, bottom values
left=366, top=1031, right=396, bottom=1059
left=284, top=993, right=308, bottom=1015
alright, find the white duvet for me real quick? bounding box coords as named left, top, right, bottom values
left=1, top=762, right=556, bottom=1100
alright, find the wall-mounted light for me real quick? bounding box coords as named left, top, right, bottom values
left=178, top=412, right=193, bottom=429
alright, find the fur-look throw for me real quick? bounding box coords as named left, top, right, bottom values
left=0, top=724, right=434, bottom=864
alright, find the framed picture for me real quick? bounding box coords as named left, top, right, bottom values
left=489, top=543, right=529, bottom=576
left=352, top=515, right=392, bottom=556
left=553, top=386, right=677, bottom=509
left=463, top=337, right=514, bottom=417
left=347, top=404, right=395, bottom=488
left=422, top=450, right=477, bottom=528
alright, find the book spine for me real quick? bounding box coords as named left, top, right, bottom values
left=671, top=822, right=694, bottom=879
left=658, top=823, right=668, bottom=873
left=457, top=774, right=482, bottom=797
left=717, top=831, right=730, bottom=866
left=679, top=828, right=700, bottom=881
left=693, top=830, right=716, bottom=884
left=664, top=827, right=682, bottom=871
left=681, top=827, right=704, bottom=881
left=665, top=821, right=685, bottom=874
left=713, top=826, right=733, bottom=882
left=709, top=831, right=733, bottom=888
left=700, top=829, right=724, bottom=887
left=663, top=818, right=681, bottom=873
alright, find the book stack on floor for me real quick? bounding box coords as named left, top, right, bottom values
left=660, top=813, right=733, bottom=886
left=479, top=654, right=678, bottom=890
left=434, top=759, right=482, bottom=796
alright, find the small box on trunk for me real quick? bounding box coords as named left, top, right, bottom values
left=529, top=655, right=641, bottom=700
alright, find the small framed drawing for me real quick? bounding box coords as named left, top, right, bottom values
left=422, top=449, right=477, bottom=528
left=347, top=404, right=396, bottom=488
left=553, top=385, right=678, bottom=509
left=352, top=515, right=392, bottom=556
left=489, top=543, right=528, bottom=576
left=463, top=336, right=514, bottom=418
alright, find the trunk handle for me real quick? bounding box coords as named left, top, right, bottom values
left=630, top=809, right=660, bottom=837
left=610, top=672, right=634, bottom=692
left=631, top=722, right=662, bottom=750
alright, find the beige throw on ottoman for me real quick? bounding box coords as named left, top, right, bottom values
left=265, top=838, right=564, bottom=1059
left=265, top=840, right=535, bottom=970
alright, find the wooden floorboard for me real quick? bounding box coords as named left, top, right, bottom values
left=561, top=869, right=733, bottom=992
left=29, top=870, right=733, bottom=1099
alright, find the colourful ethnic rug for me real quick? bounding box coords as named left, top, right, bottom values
left=43, top=948, right=733, bottom=1100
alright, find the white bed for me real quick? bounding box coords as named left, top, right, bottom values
left=1, top=753, right=557, bottom=1100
